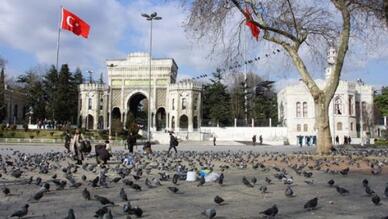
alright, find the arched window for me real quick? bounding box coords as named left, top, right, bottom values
left=296, top=102, right=301, bottom=117
left=88, top=98, right=92, bottom=110
left=297, top=124, right=301, bottom=132
left=182, top=98, right=187, bottom=110
left=303, top=124, right=308, bottom=132
left=302, top=102, right=308, bottom=118
left=337, top=122, right=343, bottom=131
left=172, top=98, right=175, bottom=110
left=334, top=97, right=342, bottom=115
left=193, top=96, right=198, bottom=111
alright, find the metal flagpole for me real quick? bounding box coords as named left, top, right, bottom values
left=56, top=5, right=63, bottom=72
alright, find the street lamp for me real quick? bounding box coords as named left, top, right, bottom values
left=141, top=12, right=162, bottom=142
left=357, top=78, right=364, bottom=146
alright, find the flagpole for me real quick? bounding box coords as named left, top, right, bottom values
left=56, top=5, right=63, bottom=72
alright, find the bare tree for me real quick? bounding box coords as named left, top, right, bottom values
left=182, top=0, right=386, bottom=154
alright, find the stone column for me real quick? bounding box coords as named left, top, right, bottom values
left=251, top=118, right=254, bottom=127
left=234, top=118, right=237, bottom=127
left=384, top=116, right=387, bottom=127
left=269, top=118, right=272, bottom=127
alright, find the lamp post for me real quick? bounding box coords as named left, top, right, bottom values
left=357, top=78, right=364, bottom=146
left=141, top=12, right=162, bottom=142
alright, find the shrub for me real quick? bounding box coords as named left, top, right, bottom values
left=23, top=123, right=29, bottom=132
left=0, top=124, right=6, bottom=131
left=10, top=124, right=17, bottom=130
left=10, top=132, right=15, bottom=137
left=50, top=131, right=54, bottom=136
left=29, top=135, right=34, bottom=139
left=36, top=130, right=40, bottom=136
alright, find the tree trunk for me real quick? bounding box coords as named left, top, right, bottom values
left=315, top=95, right=333, bottom=155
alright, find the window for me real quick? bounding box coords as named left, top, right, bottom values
left=303, top=102, right=308, bottom=118
left=303, top=124, right=308, bottom=132
left=88, top=98, right=92, bottom=110
left=100, top=98, right=103, bottom=102
left=361, top=101, right=366, bottom=115
left=348, top=95, right=353, bottom=115
left=99, top=105, right=103, bottom=110
left=182, top=98, right=187, bottom=110
left=337, top=122, right=343, bottom=131
left=296, top=102, right=301, bottom=117
left=297, top=124, right=301, bottom=132
left=334, top=97, right=342, bottom=115
left=193, top=96, right=198, bottom=110
left=350, top=122, right=353, bottom=131
left=172, top=98, right=175, bottom=110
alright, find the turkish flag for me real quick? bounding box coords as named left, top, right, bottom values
left=61, top=8, right=90, bottom=38
left=243, top=7, right=260, bottom=41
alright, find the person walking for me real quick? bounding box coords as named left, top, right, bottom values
left=64, top=130, right=71, bottom=153
left=168, top=132, right=178, bottom=154
left=70, top=129, right=84, bottom=165
left=259, top=135, right=263, bottom=145
left=252, top=135, right=257, bottom=146
left=127, top=132, right=136, bottom=153
left=335, top=135, right=339, bottom=145
left=213, top=136, right=216, bottom=146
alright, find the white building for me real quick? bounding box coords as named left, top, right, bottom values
left=78, top=52, right=202, bottom=136
left=278, top=47, right=375, bottom=145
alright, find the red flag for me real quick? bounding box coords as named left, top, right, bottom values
left=243, top=7, right=260, bottom=41
left=61, top=8, right=90, bottom=38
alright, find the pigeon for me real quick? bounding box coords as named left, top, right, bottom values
left=265, top=177, right=272, bottom=184
left=365, top=185, right=375, bottom=196
left=372, top=194, right=381, bottom=205
left=112, top=177, right=121, bottom=183
left=202, top=208, right=216, bottom=219
left=285, top=185, right=294, bottom=197
left=94, top=195, right=114, bottom=205
left=340, top=167, right=350, bottom=176
left=10, top=204, right=29, bottom=218
left=218, top=173, right=224, bottom=185
left=123, top=201, right=132, bottom=213
left=260, top=204, right=278, bottom=217
left=129, top=206, right=143, bottom=217
left=31, top=189, right=45, bottom=201
left=172, top=174, right=179, bottom=185
left=120, top=188, right=128, bottom=201
left=304, top=197, right=318, bottom=210
left=259, top=185, right=268, bottom=193
left=362, top=178, right=368, bottom=187
left=2, top=187, right=10, bottom=196
left=251, top=177, right=257, bottom=185
left=103, top=210, right=113, bottom=219
left=81, top=175, right=87, bottom=181
left=384, top=183, right=388, bottom=198
left=242, top=177, right=253, bottom=187
left=328, top=179, right=335, bottom=187
left=214, top=195, right=224, bottom=205
left=197, top=176, right=205, bottom=187
left=64, top=208, right=76, bottom=219
left=336, top=186, right=349, bottom=195
left=95, top=206, right=108, bottom=218
left=82, top=188, right=91, bottom=200
left=131, top=184, right=142, bottom=191
left=168, top=187, right=179, bottom=193
left=10, top=169, right=22, bottom=178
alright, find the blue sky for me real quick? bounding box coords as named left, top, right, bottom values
left=0, top=0, right=387, bottom=90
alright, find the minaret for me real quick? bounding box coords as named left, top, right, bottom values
left=325, top=46, right=337, bottom=81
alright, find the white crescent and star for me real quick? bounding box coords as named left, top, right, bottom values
left=66, top=16, right=80, bottom=28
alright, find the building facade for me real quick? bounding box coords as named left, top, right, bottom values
left=278, top=47, right=375, bottom=145
left=78, top=52, right=202, bottom=134
left=2, top=85, right=28, bottom=125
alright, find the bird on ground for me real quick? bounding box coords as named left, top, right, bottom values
left=131, top=184, right=142, bottom=191
left=214, top=195, right=224, bottom=205
left=251, top=177, right=257, bottom=185
left=218, top=173, right=224, bottom=185
left=197, top=176, right=205, bottom=187
left=94, top=195, right=114, bottom=205
left=304, top=197, right=318, bottom=210
left=336, top=186, right=349, bottom=195
left=94, top=206, right=108, bottom=218
left=31, top=189, right=45, bottom=201
left=328, top=179, right=335, bottom=187
left=362, top=178, right=369, bottom=187
left=11, top=169, right=22, bottom=178
left=340, top=167, right=350, bottom=176
left=82, top=188, right=91, bottom=200
left=285, top=185, right=294, bottom=197
left=259, top=185, right=268, bottom=193
left=304, top=180, right=314, bottom=185
left=372, top=194, right=381, bottom=205
left=202, top=208, right=216, bottom=219
left=384, top=183, right=388, bottom=198
left=365, top=185, right=375, bottom=196
left=64, top=208, right=76, bottom=219
left=112, top=177, right=121, bottom=183
left=265, top=177, right=272, bottom=184
left=242, top=177, right=253, bottom=187
left=81, top=175, right=87, bottom=181
left=172, top=174, right=179, bottom=185
left=260, top=204, right=278, bottom=217
left=128, top=206, right=143, bottom=218
left=10, top=204, right=29, bottom=218
left=168, top=186, right=179, bottom=193
left=2, top=187, right=10, bottom=196
left=120, top=188, right=128, bottom=201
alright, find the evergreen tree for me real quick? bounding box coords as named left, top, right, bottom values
left=202, top=70, right=232, bottom=126
left=74, top=67, right=83, bottom=84
left=43, top=65, right=58, bottom=120
left=56, top=64, right=76, bottom=123
left=0, top=68, right=5, bottom=122
left=375, top=87, right=388, bottom=116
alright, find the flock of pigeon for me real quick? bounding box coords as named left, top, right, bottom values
left=0, top=146, right=387, bottom=218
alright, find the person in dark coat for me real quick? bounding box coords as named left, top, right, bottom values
left=95, top=143, right=111, bottom=165
left=252, top=135, right=257, bottom=146
left=213, top=136, right=216, bottom=146
left=127, top=132, right=136, bottom=153
left=259, top=135, right=263, bottom=145
left=168, top=132, right=178, bottom=154
left=64, top=130, right=71, bottom=153
left=335, top=135, right=339, bottom=145
left=70, top=129, right=84, bottom=165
